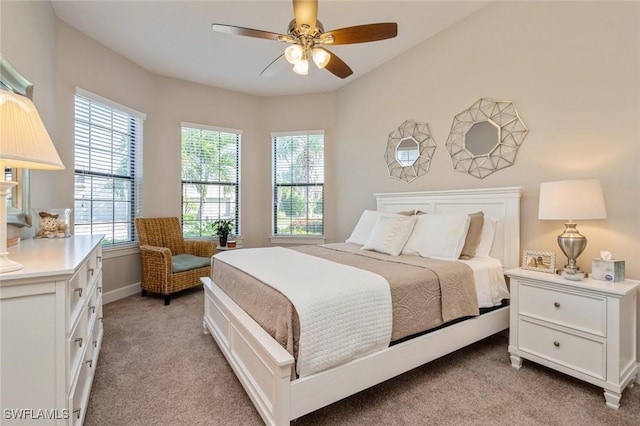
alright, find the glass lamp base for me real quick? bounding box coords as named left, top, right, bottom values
left=562, top=269, right=585, bottom=281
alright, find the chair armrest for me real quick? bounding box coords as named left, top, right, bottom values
left=138, top=245, right=172, bottom=276
left=185, top=240, right=218, bottom=258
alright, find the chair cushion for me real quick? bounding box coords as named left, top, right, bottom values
left=172, top=254, right=211, bottom=273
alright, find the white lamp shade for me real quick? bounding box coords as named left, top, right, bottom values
left=284, top=44, right=304, bottom=64
left=311, top=48, right=331, bottom=69
left=538, top=179, right=607, bottom=221
left=292, top=58, right=309, bottom=75
left=0, top=90, right=64, bottom=170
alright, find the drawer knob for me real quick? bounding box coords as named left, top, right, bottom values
left=553, top=302, right=560, bottom=308
left=74, top=337, right=83, bottom=348
left=74, top=288, right=83, bottom=297
left=73, top=409, right=81, bottom=419
left=89, top=305, right=96, bottom=314
left=85, top=359, right=93, bottom=368
left=97, top=255, right=102, bottom=262
left=93, top=340, right=98, bottom=348
left=98, top=286, right=103, bottom=294
left=89, top=268, right=95, bottom=276
left=553, top=341, right=560, bottom=347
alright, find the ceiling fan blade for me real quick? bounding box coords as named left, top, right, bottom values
left=292, top=0, right=318, bottom=32
left=212, top=24, right=286, bottom=41
left=260, top=53, right=287, bottom=77
left=321, top=23, right=398, bottom=45
left=319, top=48, right=353, bottom=79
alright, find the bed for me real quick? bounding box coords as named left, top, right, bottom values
left=201, top=187, right=521, bottom=425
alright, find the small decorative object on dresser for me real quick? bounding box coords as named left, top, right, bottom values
left=521, top=250, right=555, bottom=273
left=507, top=268, right=638, bottom=410
left=34, top=208, right=72, bottom=238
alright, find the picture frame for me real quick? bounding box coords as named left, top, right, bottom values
left=522, top=250, right=556, bottom=273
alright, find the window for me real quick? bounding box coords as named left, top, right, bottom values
left=181, top=123, right=240, bottom=238
left=272, top=131, right=324, bottom=237
left=74, top=89, right=144, bottom=247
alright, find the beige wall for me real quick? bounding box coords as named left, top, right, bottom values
left=335, top=1, right=640, bottom=280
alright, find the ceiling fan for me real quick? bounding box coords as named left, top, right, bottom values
left=212, top=0, right=398, bottom=79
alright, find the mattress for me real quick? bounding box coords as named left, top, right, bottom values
left=211, top=243, right=505, bottom=369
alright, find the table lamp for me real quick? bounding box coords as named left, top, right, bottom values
left=538, top=179, right=607, bottom=280
left=0, top=90, right=65, bottom=273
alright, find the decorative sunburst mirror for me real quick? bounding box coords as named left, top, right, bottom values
left=385, top=120, right=436, bottom=183
left=445, top=98, right=528, bottom=179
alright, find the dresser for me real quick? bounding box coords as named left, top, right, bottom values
left=1, top=235, right=104, bottom=424
left=507, top=268, right=638, bottom=409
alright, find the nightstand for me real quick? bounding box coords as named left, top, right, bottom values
left=507, top=268, right=638, bottom=409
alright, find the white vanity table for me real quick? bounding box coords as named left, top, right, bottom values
left=0, top=235, right=104, bottom=424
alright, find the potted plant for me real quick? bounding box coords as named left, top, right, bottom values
left=213, top=219, right=234, bottom=247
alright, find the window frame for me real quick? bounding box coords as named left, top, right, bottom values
left=73, top=88, right=145, bottom=250
left=180, top=122, right=241, bottom=239
left=271, top=130, right=325, bottom=244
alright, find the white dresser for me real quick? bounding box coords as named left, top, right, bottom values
left=507, top=268, right=638, bottom=409
left=1, top=235, right=104, bottom=424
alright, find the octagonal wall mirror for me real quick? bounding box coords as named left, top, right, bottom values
left=385, top=120, right=436, bottom=183
left=396, top=137, right=419, bottom=166
left=1, top=53, right=33, bottom=227
left=445, top=98, right=528, bottom=179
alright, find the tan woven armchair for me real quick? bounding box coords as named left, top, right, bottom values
left=135, top=217, right=216, bottom=305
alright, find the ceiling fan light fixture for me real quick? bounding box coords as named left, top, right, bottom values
left=292, top=58, right=309, bottom=75
left=284, top=44, right=304, bottom=64
left=311, top=48, right=330, bottom=69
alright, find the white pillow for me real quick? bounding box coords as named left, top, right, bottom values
left=475, top=216, right=497, bottom=257
left=362, top=215, right=416, bottom=256
left=346, top=210, right=403, bottom=245
left=402, top=213, right=471, bottom=260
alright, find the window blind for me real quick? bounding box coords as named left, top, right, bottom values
left=73, top=93, right=143, bottom=246
left=181, top=124, right=240, bottom=237
left=272, top=132, right=324, bottom=236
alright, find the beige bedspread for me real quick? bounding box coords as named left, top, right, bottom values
left=211, top=242, right=478, bottom=363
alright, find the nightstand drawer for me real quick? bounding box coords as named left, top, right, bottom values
left=519, top=281, right=606, bottom=336
left=518, top=318, right=605, bottom=380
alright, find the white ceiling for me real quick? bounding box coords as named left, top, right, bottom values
left=51, top=1, right=489, bottom=97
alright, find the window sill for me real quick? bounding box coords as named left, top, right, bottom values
left=103, top=243, right=140, bottom=260
left=269, top=236, right=325, bottom=245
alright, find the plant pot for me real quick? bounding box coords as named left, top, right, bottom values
left=219, top=235, right=227, bottom=247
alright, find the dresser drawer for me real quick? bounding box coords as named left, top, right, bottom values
left=86, top=246, right=102, bottom=289
left=67, top=310, right=88, bottom=389
left=67, top=265, right=88, bottom=333
left=518, top=281, right=606, bottom=336
left=518, top=318, right=606, bottom=380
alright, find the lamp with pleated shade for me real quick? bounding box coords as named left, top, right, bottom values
left=0, top=90, right=65, bottom=272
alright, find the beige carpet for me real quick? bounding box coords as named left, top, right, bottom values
left=86, top=287, right=640, bottom=425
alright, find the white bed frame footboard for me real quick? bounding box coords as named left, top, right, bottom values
left=203, top=187, right=521, bottom=425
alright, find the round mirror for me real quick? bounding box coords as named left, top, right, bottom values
left=396, top=137, right=419, bottom=166
left=464, top=121, right=499, bottom=156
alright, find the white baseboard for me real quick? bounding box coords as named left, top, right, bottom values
left=103, top=282, right=141, bottom=304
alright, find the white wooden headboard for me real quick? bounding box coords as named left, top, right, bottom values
left=375, top=187, right=522, bottom=270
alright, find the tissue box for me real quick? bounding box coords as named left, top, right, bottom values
left=591, top=259, right=625, bottom=282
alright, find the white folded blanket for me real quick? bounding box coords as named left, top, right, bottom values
left=215, top=247, right=392, bottom=377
